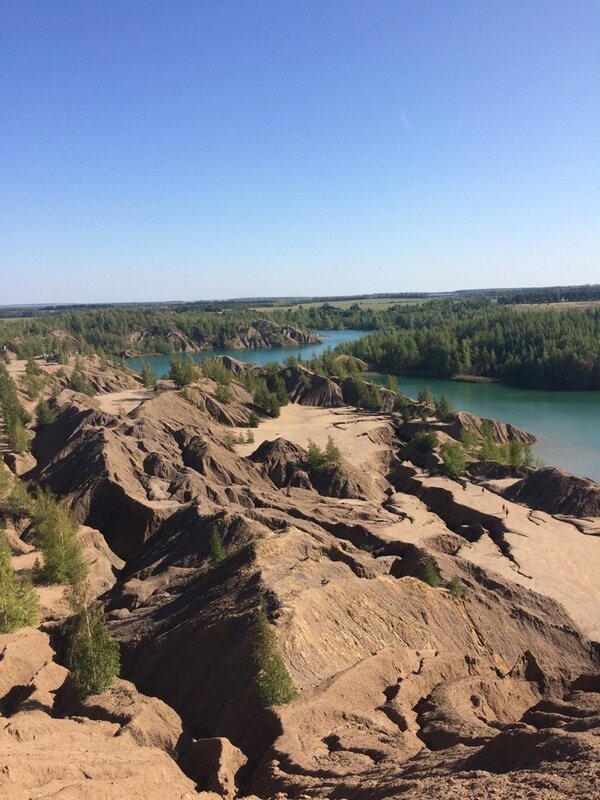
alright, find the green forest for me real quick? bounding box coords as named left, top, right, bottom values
left=0, top=302, right=387, bottom=360
left=334, top=300, right=600, bottom=390
left=2, top=293, right=600, bottom=390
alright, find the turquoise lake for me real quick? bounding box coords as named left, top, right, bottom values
left=127, top=329, right=600, bottom=482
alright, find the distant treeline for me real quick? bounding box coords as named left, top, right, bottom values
left=2, top=282, right=599, bottom=319
left=496, top=285, right=600, bottom=305
left=0, top=302, right=393, bottom=359
left=335, top=300, right=600, bottom=390
left=0, top=307, right=264, bottom=358
left=3, top=295, right=600, bottom=389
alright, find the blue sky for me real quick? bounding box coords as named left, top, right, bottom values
left=1, top=1, right=599, bottom=303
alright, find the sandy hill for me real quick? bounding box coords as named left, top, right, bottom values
left=1, top=363, right=599, bottom=799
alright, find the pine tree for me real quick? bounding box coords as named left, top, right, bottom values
left=67, top=582, right=120, bottom=698
left=253, top=605, right=298, bottom=707
left=434, top=395, right=455, bottom=421
left=209, top=525, right=226, bottom=565
left=169, top=357, right=197, bottom=388
left=306, top=439, right=325, bottom=468
left=418, top=387, right=434, bottom=406
left=141, top=361, right=156, bottom=387
left=6, top=477, right=32, bottom=518
left=0, top=527, right=39, bottom=633
left=8, top=422, right=30, bottom=454
left=266, top=392, right=280, bottom=417
left=35, top=399, right=56, bottom=427
left=440, top=441, right=467, bottom=478
left=324, top=436, right=342, bottom=470
left=32, top=490, right=87, bottom=586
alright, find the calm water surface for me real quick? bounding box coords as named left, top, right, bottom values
left=126, top=329, right=365, bottom=375
left=127, top=329, right=600, bottom=482
left=372, top=374, right=600, bottom=482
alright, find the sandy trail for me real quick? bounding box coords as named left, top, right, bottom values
left=95, top=387, right=156, bottom=414
left=11, top=550, right=70, bottom=619
left=414, top=473, right=600, bottom=641
left=236, top=405, right=600, bottom=640
left=235, top=403, right=391, bottom=467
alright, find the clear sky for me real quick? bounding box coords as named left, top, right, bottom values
left=1, top=1, right=599, bottom=303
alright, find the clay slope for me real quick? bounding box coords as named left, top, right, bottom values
left=228, top=320, right=322, bottom=349
left=27, top=386, right=268, bottom=559
left=448, top=410, right=537, bottom=445
left=505, top=466, right=600, bottom=517
left=10, top=375, right=600, bottom=799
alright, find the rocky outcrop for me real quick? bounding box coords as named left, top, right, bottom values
left=180, top=737, right=248, bottom=799
left=249, top=438, right=307, bottom=487
left=228, top=320, right=321, bottom=349
left=309, top=462, right=379, bottom=501
left=213, top=355, right=254, bottom=376
left=127, top=327, right=199, bottom=353
left=505, top=467, right=600, bottom=516
left=448, top=410, right=537, bottom=445
left=284, top=366, right=344, bottom=407
left=124, top=321, right=320, bottom=355
left=395, top=411, right=536, bottom=447
left=0, top=631, right=196, bottom=800
left=52, top=356, right=142, bottom=393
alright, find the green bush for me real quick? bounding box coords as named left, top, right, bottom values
left=412, top=430, right=439, bottom=452
left=67, top=583, right=120, bottom=698
left=215, top=383, right=232, bottom=403
left=440, top=441, right=468, bottom=478
left=448, top=576, right=465, bottom=598
left=8, top=422, right=30, bottom=454
left=201, top=359, right=232, bottom=385
left=169, top=357, right=197, bottom=388
left=307, top=436, right=342, bottom=471
left=353, top=377, right=383, bottom=411
left=419, top=558, right=440, bottom=588
left=68, top=369, right=94, bottom=396
left=0, top=527, right=39, bottom=633
left=32, top=490, right=87, bottom=586
left=324, top=436, right=342, bottom=470
left=254, top=606, right=298, bottom=707
left=141, top=362, right=156, bottom=387
left=307, top=439, right=325, bottom=468
left=247, top=411, right=259, bottom=428
left=459, top=429, right=479, bottom=448
left=417, top=387, right=434, bottom=405
left=5, top=477, right=32, bottom=518
left=209, top=525, right=226, bottom=565
left=434, top=395, right=455, bottom=421
left=253, top=381, right=280, bottom=417
left=35, top=399, right=56, bottom=427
